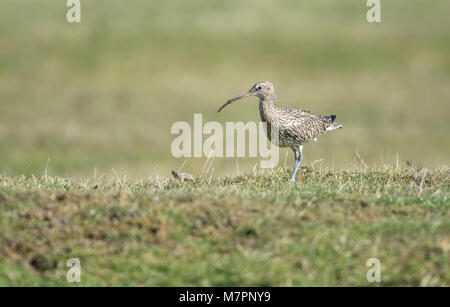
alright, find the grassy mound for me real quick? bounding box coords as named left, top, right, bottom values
left=0, top=166, right=448, bottom=286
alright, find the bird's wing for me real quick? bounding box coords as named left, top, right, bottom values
left=280, top=107, right=311, bottom=115
left=278, top=108, right=312, bottom=125
left=279, top=108, right=332, bottom=142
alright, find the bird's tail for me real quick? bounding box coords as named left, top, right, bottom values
left=326, top=115, right=343, bottom=131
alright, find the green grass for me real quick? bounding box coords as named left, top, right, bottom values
left=0, top=166, right=448, bottom=286
left=0, top=0, right=449, bottom=286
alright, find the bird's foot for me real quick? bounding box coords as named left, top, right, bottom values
left=289, top=177, right=296, bottom=183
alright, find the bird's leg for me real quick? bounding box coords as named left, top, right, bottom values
left=289, top=155, right=300, bottom=182
left=289, top=145, right=303, bottom=182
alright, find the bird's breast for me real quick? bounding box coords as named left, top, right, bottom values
left=258, top=101, right=309, bottom=148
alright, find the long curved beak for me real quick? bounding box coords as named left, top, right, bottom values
left=218, top=91, right=252, bottom=112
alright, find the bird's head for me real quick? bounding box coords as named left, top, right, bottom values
left=218, top=81, right=274, bottom=112
left=249, top=81, right=274, bottom=99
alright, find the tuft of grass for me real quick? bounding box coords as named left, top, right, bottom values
left=0, top=166, right=448, bottom=286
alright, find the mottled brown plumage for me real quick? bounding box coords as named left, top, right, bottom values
left=218, top=81, right=342, bottom=182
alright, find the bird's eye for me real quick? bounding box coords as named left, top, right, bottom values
left=256, top=86, right=262, bottom=90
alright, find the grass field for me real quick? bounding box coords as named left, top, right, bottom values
left=0, top=166, right=448, bottom=286
left=0, top=1, right=449, bottom=286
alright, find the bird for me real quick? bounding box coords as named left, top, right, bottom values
left=218, top=81, right=342, bottom=182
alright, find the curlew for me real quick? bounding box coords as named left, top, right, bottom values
left=218, top=81, right=342, bottom=182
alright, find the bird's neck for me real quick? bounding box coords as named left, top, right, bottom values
left=260, top=94, right=277, bottom=106
left=259, top=95, right=277, bottom=122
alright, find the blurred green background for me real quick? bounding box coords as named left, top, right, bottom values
left=1, top=0, right=449, bottom=178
